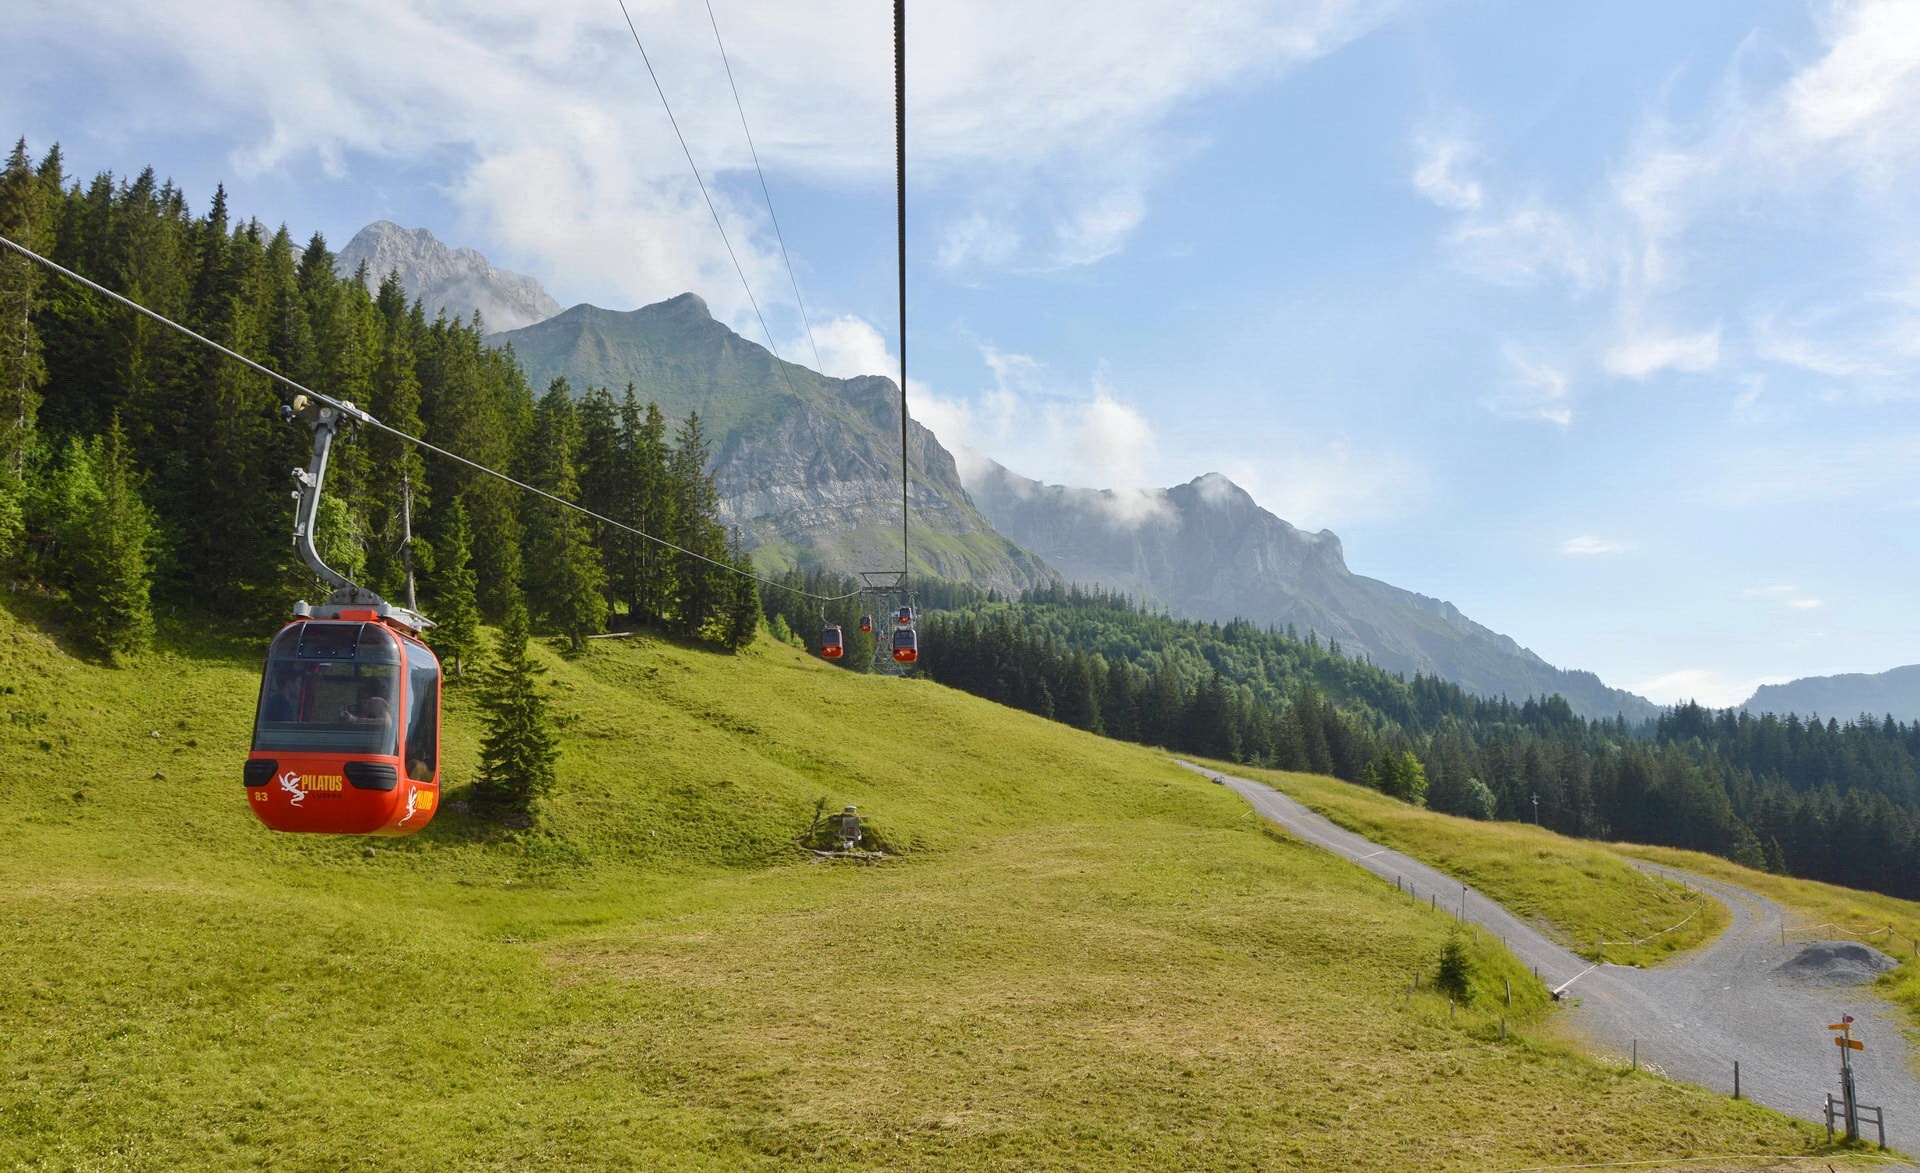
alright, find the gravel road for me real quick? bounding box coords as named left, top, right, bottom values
left=1181, top=761, right=1920, bottom=1147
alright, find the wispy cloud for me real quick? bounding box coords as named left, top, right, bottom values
left=1210, top=438, right=1427, bottom=531
left=1483, top=344, right=1574, bottom=426
left=1423, top=0, right=1920, bottom=399
left=1561, top=535, right=1633, bottom=556
left=1445, top=205, right=1600, bottom=291
left=9, top=0, right=1418, bottom=304
left=1743, top=584, right=1825, bottom=610
left=1603, top=324, right=1720, bottom=379
left=1412, top=133, right=1482, bottom=211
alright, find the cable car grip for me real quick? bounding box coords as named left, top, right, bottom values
left=284, top=394, right=432, bottom=634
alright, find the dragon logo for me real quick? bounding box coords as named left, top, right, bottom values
left=277, top=770, right=306, bottom=806
left=396, top=787, right=419, bottom=827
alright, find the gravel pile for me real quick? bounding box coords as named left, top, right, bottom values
left=1773, top=940, right=1899, bottom=986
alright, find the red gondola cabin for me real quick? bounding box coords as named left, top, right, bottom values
left=858, top=614, right=873, bottom=633
left=891, top=626, right=919, bottom=664
left=245, top=613, right=441, bottom=835
left=821, top=624, right=845, bottom=659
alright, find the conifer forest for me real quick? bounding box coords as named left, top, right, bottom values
left=0, top=140, right=761, bottom=680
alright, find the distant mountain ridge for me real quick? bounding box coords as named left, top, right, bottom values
left=1742, top=665, right=1920, bottom=722
left=966, top=459, right=1658, bottom=721
left=487, top=297, right=1054, bottom=593
left=338, top=222, right=562, bottom=331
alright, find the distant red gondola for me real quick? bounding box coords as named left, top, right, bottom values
left=891, top=626, right=918, bottom=664
left=858, top=614, right=873, bottom=633
left=821, top=624, right=845, bottom=659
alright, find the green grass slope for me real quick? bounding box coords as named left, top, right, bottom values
left=0, top=601, right=1833, bottom=1169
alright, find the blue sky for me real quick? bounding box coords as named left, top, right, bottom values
left=7, top=0, right=1920, bottom=706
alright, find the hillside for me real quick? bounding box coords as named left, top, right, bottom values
left=488, top=298, right=1053, bottom=593
left=0, top=599, right=1825, bottom=1170
left=967, top=459, right=1657, bottom=720
left=1743, top=664, right=1920, bottom=723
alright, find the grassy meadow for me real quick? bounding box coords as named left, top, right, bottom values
left=0, top=598, right=1845, bottom=1169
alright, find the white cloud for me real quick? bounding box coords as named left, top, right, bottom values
left=1741, top=584, right=1824, bottom=610
left=1782, top=0, right=1920, bottom=154
left=1412, top=134, right=1482, bottom=212
left=1446, top=205, right=1599, bottom=291
left=937, top=213, right=1021, bottom=272
left=1211, top=438, right=1427, bottom=531
left=1562, top=535, right=1633, bottom=556
left=10, top=0, right=1414, bottom=306
left=808, top=314, right=896, bottom=381
left=1483, top=344, right=1574, bottom=426
left=1603, top=324, right=1721, bottom=379
left=1627, top=668, right=1791, bottom=708
left=1425, top=0, right=1920, bottom=395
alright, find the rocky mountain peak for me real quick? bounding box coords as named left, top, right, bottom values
left=336, top=221, right=563, bottom=332
left=966, top=457, right=1653, bottom=719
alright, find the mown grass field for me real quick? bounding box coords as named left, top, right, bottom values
left=0, top=598, right=1841, bottom=1169
left=1214, top=763, right=1729, bottom=968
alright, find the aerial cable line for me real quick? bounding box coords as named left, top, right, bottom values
left=615, top=0, right=808, bottom=404
left=0, top=232, right=862, bottom=605
left=702, top=0, right=823, bottom=375
left=895, top=0, right=910, bottom=587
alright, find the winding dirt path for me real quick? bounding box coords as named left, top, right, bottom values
left=1182, top=762, right=1920, bottom=1146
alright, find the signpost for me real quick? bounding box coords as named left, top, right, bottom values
left=1830, top=1016, right=1860, bottom=1142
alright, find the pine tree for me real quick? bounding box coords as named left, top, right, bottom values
left=628, top=397, right=676, bottom=622
left=667, top=411, right=726, bottom=638
left=474, top=602, right=558, bottom=820
left=52, top=422, right=154, bottom=661
left=365, top=272, right=428, bottom=598
left=0, top=139, right=51, bottom=481
left=428, top=498, right=482, bottom=679
left=522, top=380, right=607, bottom=650
left=719, top=533, right=761, bottom=651
left=1435, top=930, right=1475, bottom=1003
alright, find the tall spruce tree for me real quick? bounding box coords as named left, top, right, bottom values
left=521, top=380, right=606, bottom=650
left=49, top=421, right=154, bottom=661
left=66, top=422, right=153, bottom=660
left=428, top=498, right=482, bottom=679
left=667, top=411, right=725, bottom=639
left=474, top=601, right=558, bottom=820
left=0, top=139, right=51, bottom=481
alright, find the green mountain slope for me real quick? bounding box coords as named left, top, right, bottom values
left=0, top=601, right=1827, bottom=1169
left=488, top=297, right=1053, bottom=592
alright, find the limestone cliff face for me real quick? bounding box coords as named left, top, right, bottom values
left=338, top=222, right=562, bottom=332
left=968, top=460, right=1656, bottom=720
left=488, top=298, right=1053, bottom=592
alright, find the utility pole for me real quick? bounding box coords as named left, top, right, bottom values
left=1531, top=792, right=1540, bottom=825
